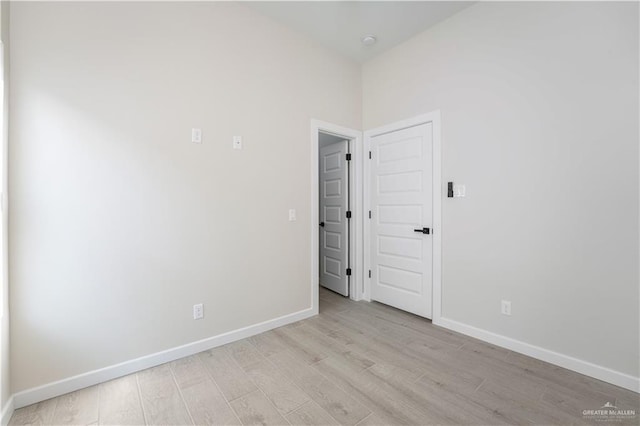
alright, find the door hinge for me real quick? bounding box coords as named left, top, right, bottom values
left=368, top=151, right=372, bottom=159
left=368, top=210, right=371, bottom=219
left=346, top=153, right=352, bottom=161
left=346, top=210, right=352, bottom=219
left=346, top=268, right=352, bottom=276
left=368, top=270, right=371, bottom=278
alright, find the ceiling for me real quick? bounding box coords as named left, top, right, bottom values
left=246, top=1, right=475, bottom=63
left=319, top=132, right=347, bottom=149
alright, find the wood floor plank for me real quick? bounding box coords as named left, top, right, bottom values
left=336, top=306, right=429, bottom=345
left=229, top=390, right=288, bottom=426
left=137, top=364, right=192, bottom=425
left=454, top=351, right=549, bottom=399
left=266, top=350, right=325, bottom=384
left=305, top=312, right=428, bottom=381
left=170, top=355, right=208, bottom=389
left=282, top=325, right=375, bottom=374
left=332, top=326, right=428, bottom=380
left=312, top=355, right=433, bottom=425
left=8, top=398, right=57, bottom=426
left=411, top=379, right=514, bottom=425
left=408, top=339, right=548, bottom=400
left=506, top=350, right=640, bottom=410
left=171, top=355, right=241, bottom=425
left=542, top=381, right=614, bottom=418
left=182, top=379, right=242, bottom=425
left=268, top=351, right=371, bottom=425
left=318, top=290, right=345, bottom=304
left=360, top=360, right=499, bottom=425
left=243, top=360, right=309, bottom=415
left=298, top=377, right=371, bottom=425
left=318, top=298, right=351, bottom=314
left=287, top=323, right=350, bottom=355
left=356, top=301, right=467, bottom=347
left=248, top=330, right=290, bottom=358
left=198, top=346, right=257, bottom=401
left=98, top=375, right=145, bottom=425
left=330, top=309, right=391, bottom=339
left=303, top=316, right=362, bottom=348
left=616, top=391, right=640, bottom=413
left=354, top=413, right=383, bottom=426
left=474, top=380, right=589, bottom=426
left=50, top=385, right=100, bottom=425
left=458, top=341, right=510, bottom=363
left=226, top=340, right=266, bottom=368
left=285, top=400, right=340, bottom=426
left=271, top=328, right=328, bottom=365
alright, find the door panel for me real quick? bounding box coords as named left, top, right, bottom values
left=370, top=124, right=432, bottom=318
left=320, top=140, right=349, bottom=296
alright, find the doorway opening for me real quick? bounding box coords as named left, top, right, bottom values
left=310, top=120, right=363, bottom=314
left=318, top=132, right=352, bottom=297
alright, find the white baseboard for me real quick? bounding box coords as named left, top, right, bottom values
left=1, top=396, right=13, bottom=426
left=13, top=307, right=315, bottom=409
left=434, top=316, right=640, bottom=393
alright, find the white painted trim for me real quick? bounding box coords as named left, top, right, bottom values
left=12, top=307, right=314, bottom=409
left=362, top=133, right=372, bottom=302
left=435, top=316, right=640, bottom=393
left=310, top=124, right=320, bottom=313
left=1, top=396, right=13, bottom=426
left=431, top=112, right=442, bottom=322
left=310, top=120, right=364, bottom=301
left=363, top=111, right=443, bottom=317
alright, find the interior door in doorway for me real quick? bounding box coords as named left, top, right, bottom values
left=370, top=123, right=433, bottom=318
left=319, top=140, right=349, bottom=296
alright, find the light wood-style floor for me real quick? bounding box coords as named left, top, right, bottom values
left=10, top=288, right=640, bottom=426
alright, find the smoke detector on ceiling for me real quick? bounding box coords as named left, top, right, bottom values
left=361, top=35, right=377, bottom=46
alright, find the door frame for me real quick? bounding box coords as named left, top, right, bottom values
left=311, top=120, right=364, bottom=314
left=363, top=111, right=442, bottom=322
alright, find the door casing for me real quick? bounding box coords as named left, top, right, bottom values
left=364, top=111, right=442, bottom=322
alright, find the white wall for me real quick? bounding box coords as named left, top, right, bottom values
left=0, top=0, right=10, bottom=413
left=363, top=2, right=639, bottom=378
left=9, top=1, right=361, bottom=393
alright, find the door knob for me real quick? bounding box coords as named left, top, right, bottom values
left=414, top=227, right=430, bottom=234
left=320, top=222, right=325, bottom=227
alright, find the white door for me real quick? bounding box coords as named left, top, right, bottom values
left=370, top=123, right=433, bottom=318
left=319, top=141, right=350, bottom=296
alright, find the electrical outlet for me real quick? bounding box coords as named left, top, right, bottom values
left=193, top=303, right=204, bottom=320
left=501, top=300, right=511, bottom=316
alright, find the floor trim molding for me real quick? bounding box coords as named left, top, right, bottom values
left=12, top=307, right=315, bottom=409
left=1, top=396, right=14, bottom=426
left=435, top=316, right=640, bottom=393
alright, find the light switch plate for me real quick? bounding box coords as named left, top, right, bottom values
left=233, top=136, right=242, bottom=150
left=288, top=209, right=296, bottom=221
left=191, top=128, right=202, bottom=144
